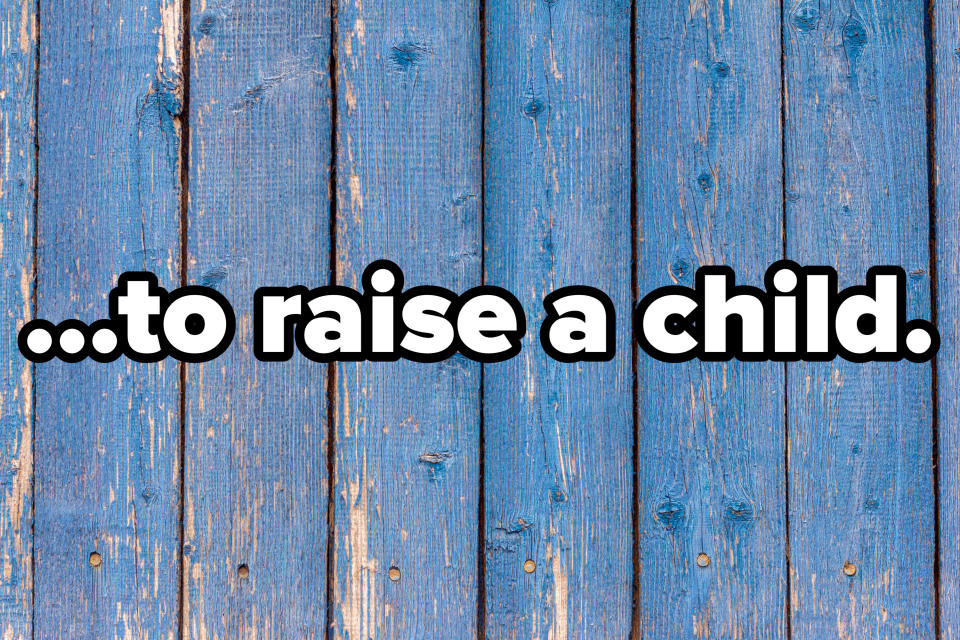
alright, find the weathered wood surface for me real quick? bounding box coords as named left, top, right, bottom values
left=483, top=0, right=633, bottom=637
left=937, top=2, right=960, bottom=639
left=182, top=0, right=332, bottom=637
left=330, top=1, right=482, bottom=638
left=0, top=0, right=34, bottom=638
left=34, top=1, right=183, bottom=638
left=784, top=0, right=935, bottom=637
left=2, top=0, right=954, bottom=638
left=635, top=1, right=787, bottom=638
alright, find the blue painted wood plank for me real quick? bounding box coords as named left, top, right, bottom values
left=0, top=0, right=35, bottom=638
left=182, top=1, right=332, bottom=637
left=783, top=1, right=935, bottom=637
left=482, top=0, right=632, bottom=637
left=34, top=0, right=183, bottom=637
left=936, top=2, right=960, bottom=638
left=330, top=2, right=482, bottom=637
left=635, top=2, right=787, bottom=638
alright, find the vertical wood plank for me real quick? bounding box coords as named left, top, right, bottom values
left=635, top=2, right=787, bottom=638
left=784, top=1, right=935, bottom=637
left=331, top=1, right=482, bottom=637
left=34, top=0, right=183, bottom=637
left=0, top=0, right=35, bottom=637
left=482, top=0, right=633, bottom=637
left=183, top=1, right=331, bottom=637
left=936, top=1, right=959, bottom=639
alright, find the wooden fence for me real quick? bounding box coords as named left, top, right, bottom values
left=0, top=0, right=956, bottom=638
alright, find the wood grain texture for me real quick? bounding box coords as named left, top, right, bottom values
left=635, top=2, right=787, bottom=638
left=0, top=0, right=34, bottom=637
left=482, top=0, right=632, bottom=637
left=34, top=0, right=183, bottom=637
left=183, top=1, right=331, bottom=638
left=936, top=2, right=960, bottom=639
left=5, top=2, right=951, bottom=637
left=331, top=1, right=482, bottom=637
left=783, top=1, right=935, bottom=637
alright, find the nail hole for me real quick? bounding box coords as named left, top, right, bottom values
left=89, top=552, right=102, bottom=568
left=388, top=566, right=401, bottom=582
left=843, top=561, right=857, bottom=577
left=696, top=553, right=710, bottom=568
left=523, top=559, right=536, bottom=574
left=237, top=564, right=249, bottom=579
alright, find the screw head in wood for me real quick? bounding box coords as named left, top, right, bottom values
left=523, top=560, right=536, bottom=574
left=696, top=553, right=710, bottom=568
left=237, top=564, right=249, bottom=579
left=843, top=561, right=857, bottom=577
left=388, top=566, right=401, bottom=582
left=89, top=552, right=102, bottom=568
